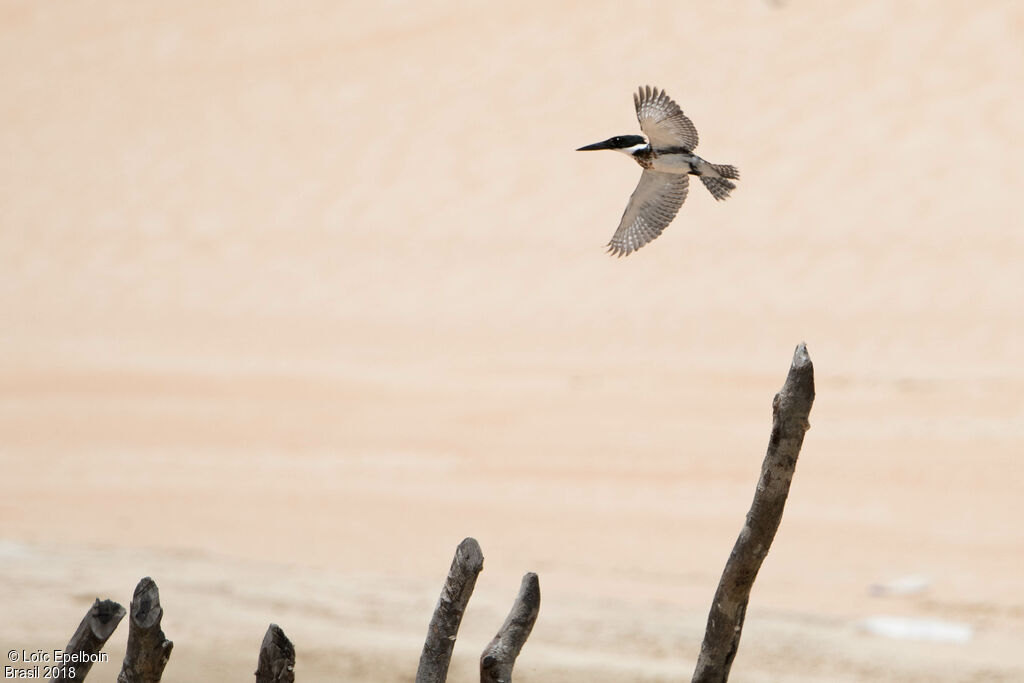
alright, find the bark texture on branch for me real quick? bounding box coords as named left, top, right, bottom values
left=691, top=342, right=815, bottom=683
left=255, top=624, right=295, bottom=683
left=416, top=537, right=485, bottom=683
left=480, top=572, right=540, bottom=683
left=50, top=598, right=125, bottom=682
left=117, top=577, right=173, bottom=683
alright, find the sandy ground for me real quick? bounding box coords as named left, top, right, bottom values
left=2, top=1, right=1023, bottom=680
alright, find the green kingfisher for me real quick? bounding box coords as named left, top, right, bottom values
left=577, top=86, right=739, bottom=256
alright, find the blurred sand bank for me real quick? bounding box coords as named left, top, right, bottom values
left=2, top=1, right=1023, bottom=680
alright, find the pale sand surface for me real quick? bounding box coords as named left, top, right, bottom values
left=2, top=1, right=1023, bottom=680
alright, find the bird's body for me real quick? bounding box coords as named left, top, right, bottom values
left=578, top=86, right=739, bottom=256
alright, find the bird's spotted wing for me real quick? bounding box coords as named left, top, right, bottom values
left=607, top=170, right=689, bottom=257
left=634, top=85, right=699, bottom=151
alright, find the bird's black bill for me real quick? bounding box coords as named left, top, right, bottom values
left=576, top=140, right=614, bottom=151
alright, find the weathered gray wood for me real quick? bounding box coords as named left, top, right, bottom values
left=117, top=577, right=173, bottom=683
left=50, top=598, right=125, bottom=682
left=254, top=624, right=295, bottom=683
left=416, top=537, right=485, bottom=683
left=691, top=342, right=815, bottom=683
left=480, top=572, right=540, bottom=683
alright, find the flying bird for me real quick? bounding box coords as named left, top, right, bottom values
left=577, top=86, right=739, bottom=256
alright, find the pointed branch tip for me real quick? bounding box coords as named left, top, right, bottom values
left=792, top=342, right=811, bottom=368
left=480, top=572, right=541, bottom=683
left=457, top=537, right=485, bottom=572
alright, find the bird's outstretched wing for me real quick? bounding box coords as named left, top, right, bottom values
left=607, top=169, right=689, bottom=257
left=634, top=85, right=699, bottom=151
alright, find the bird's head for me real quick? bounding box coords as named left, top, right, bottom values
left=576, top=135, right=648, bottom=155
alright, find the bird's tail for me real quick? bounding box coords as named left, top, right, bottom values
left=701, top=164, right=739, bottom=201
left=711, top=163, right=740, bottom=180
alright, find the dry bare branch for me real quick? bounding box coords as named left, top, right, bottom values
left=117, top=577, right=173, bottom=683
left=50, top=598, right=125, bottom=682
left=480, top=572, right=540, bottom=683
left=691, top=342, right=815, bottom=683
left=416, top=537, right=485, bottom=683
left=255, top=624, right=295, bottom=683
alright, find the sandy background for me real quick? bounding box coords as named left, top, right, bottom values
left=2, top=1, right=1022, bottom=680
